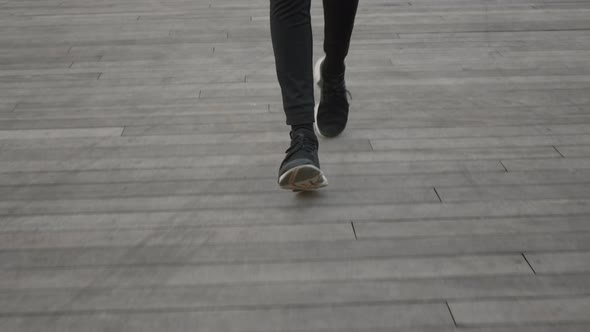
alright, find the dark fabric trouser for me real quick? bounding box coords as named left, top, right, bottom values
left=270, top=0, right=359, bottom=125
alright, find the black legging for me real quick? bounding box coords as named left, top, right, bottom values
left=270, top=0, right=359, bottom=125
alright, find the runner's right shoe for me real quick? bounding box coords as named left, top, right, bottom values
left=278, top=129, right=328, bottom=191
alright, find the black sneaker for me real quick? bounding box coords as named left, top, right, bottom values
left=278, top=129, right=328, bottom=191
left=314, top=56, right=350, bottom=138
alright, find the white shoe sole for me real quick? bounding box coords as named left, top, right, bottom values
left=278, top=164, right=328, bottom=192
left=313, top=56, right=326, bottom=138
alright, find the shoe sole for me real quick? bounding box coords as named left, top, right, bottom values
left=278, top=164, right=328, bottom=192
left=313, top=56, right=327, bottom=138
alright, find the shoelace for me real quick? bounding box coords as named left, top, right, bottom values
left=285, top=133, right=317, bottom=155
left=321, top=76, right=352, bottom=101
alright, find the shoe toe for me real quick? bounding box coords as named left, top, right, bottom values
left=318, top=123, right=346, bottom=137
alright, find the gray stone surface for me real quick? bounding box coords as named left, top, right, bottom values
left=2, top=0, right=590, bottom=330
left=2, top=232, right=589, bottom=269
left=0, top=128, right=123, bottom=139
left=0, top=224, right=355, bottom=249
left=2, top=275, right=590, bottom=314
left=2, top=170, right=589, bottom=197
left=502, top=157, right=590, bottom=171
left=526, top=252, right=590, bottom=274
left=437, top=184, right=590, bottom=202
left=0, top=255, right=531, bottom=289
left=354, top=216, right=590, bottom=239
left=449, top=297, right=590, bottom=326
left=0, top=303, right=453, bottom=332
left=556, top=145, right=590, bottom=158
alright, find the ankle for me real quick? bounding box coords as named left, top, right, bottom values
left=322, top=59, right=345, bottom=77
left=292, top=123, right=314, bottom=134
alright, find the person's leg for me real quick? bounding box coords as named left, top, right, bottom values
left=270, top=0, right=315, bottom=126
left=322, top=0, right=359, bottom=76
left=271, top=0, right=327, bottom=191
left=314, top=0, right=359, bottom=138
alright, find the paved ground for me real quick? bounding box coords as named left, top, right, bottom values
left=1, top=0, right=590, bottom=331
